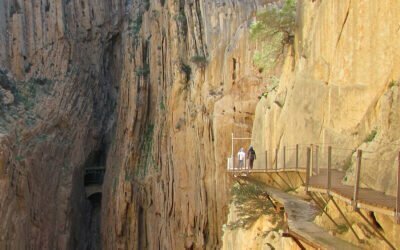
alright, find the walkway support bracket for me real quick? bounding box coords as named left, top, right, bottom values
left=231, top=133, right=234, bottom=169
left=397, top=151, right=400, bottom=224
left=315, top=145, right=319, bottom=175
left=283, top=146, right=286, bottom=170
left=353, top=150, right=362, bottom=210
left=331, top=197, right=362, bottom=243
left=305, top=147, right=311, bottom=192
left=309, top=193, right=339, bottom=228
left=357, top=210, right=395, bottom=250
left=295, top=144, right=299, bottom=169
left=327, top=146, right=332, bottom=194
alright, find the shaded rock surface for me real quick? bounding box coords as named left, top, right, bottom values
left=0, top=0, right=270, bottom=249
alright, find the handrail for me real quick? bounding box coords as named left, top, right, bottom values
left=227, top=143, right=400, bottom=224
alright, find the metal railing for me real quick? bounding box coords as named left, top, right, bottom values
left=227, top=143, right=400, bottom=224
left=84, top=167, right=105, bottom=186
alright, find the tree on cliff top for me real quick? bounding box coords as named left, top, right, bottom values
left=250, top=0, right=296, bottom=71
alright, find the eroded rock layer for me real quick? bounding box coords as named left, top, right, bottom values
left=0, top=0, right=269, bottom=249
left=0, top=0, right=123, bottom=249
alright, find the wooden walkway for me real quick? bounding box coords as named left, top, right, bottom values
left=309, top=169, right=397, bottom=216
left=228, top=139, right=400, bottom=248
left=228, top=166, right=398, bottom=217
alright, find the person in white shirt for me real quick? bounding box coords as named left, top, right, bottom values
left=237, top=148, right=246, bottom=169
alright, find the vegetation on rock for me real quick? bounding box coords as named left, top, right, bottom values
left=191, top=55, right=208, bottom=67
left=228, top=181, right=283, bottom=230
left=364, top=129, right=377, bottom=143
left=250, top=0, right=296, bottom=71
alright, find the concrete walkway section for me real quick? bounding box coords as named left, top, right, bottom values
left=265, top=185, right=358, bottom=250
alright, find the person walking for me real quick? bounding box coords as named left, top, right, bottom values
left=247, top=146, right=256, bottom=169
left=237, top=148, right=246, bottom=169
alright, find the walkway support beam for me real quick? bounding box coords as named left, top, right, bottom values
left=397, top=151, right=400, bottom=224
left=275, top=148, right=278, bottom=170
left=315, top=145, right=319, bottom=175
left=309, top=193, right=339, bottom=228
left=327, top=146, right=332, bottom=193
left=296, top=144, right=299, bottom=169
left=265, top=150, right=268, bottom=171
left=353, top=150, right=362, bottom=210
left=331, top=197, right=362, bottom=243
left=283, top=146, right=286, bottom=170
left=310, top=144, right=313, bottom=177
left=305, top=147, right=311, bottom=192
left=231, top=133, right=234, bottom=169
left=357, top=210, right=395, bottom=249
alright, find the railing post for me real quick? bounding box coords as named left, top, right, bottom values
left=397, top=151, right=400, bottom=224
left=305, top=147, right=311, bottom=192
left=295, top=144, right=299, bottom=169
left=232, top=133, right=234, bottom=170
left=265, top=150, right=268, bottom=171
left=327, top=146, right=332, bottom=193
left=353, top=150, right=362, bottom=210
left=310, top=144, right=313, bottom=176
left=315, top=145, right=319, bottom=175
left=275, top=148, right=278, bottom=170
left=283, top=146, right=286, bottom=170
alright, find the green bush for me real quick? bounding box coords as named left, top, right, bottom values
left=159, top=100, right=165, bottom=111
left=389, top=80, right=398, bottom=88
left=143, top=0, right=150, bottom=10
left=173, top=10, right=188, bottom=36
left=135, top=65, right=150, bottom=76
left=364, top=129, right=377, bottom=143
left=129, top=16, right=143, bottom=37
left=227, top=181, right=283, bottom=230
left=250, top=0, right=296, bottom=71
left=180, top=62, right=192, bottom=82
left=191, top=55, right=208, bottom=67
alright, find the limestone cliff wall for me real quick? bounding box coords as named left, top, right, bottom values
left=101, top=0, right=271, bottom=249
left=0, top=0, right=271, bottom=249
left=252, top=0, right=400, bottom=195
left=0, top=0, right=124, bottom=249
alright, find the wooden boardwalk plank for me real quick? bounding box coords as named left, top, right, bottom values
left=309, top=169, right=396, bottom=211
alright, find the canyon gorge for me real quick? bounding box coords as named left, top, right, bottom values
left=1, top=0, right=400, bottom=249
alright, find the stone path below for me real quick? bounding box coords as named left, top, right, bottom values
left=265, top=185, right=359, bottom=250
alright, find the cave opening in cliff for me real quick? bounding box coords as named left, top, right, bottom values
left=81, top=142, right=108, bottom=250
left=86, top=193, right=102, bottom=250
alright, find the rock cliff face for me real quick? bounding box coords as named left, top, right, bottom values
left=0, top=0, right=123, bottom=249
left=0, top=0, right=269, bottom=249
left=101, top=1, right=270, bottom=249
left=252, top=0, right=400, bottom=195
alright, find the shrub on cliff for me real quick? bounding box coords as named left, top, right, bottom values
left=227, top=181, right=283, bottom=230
left=250, top=0, right=296, bottom=71
left=191, top=55, right=208, bottom=67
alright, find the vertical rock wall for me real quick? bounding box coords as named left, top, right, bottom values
left=0, top=0, right=272, bottom=249
left=101, top=0, right=271, bottom=249
left=252, top=0, right=400, bottom=195
left=0, top=0, right=124, bottom=249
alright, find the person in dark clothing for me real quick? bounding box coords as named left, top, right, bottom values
left=247, top=146, right=256, bottom=169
